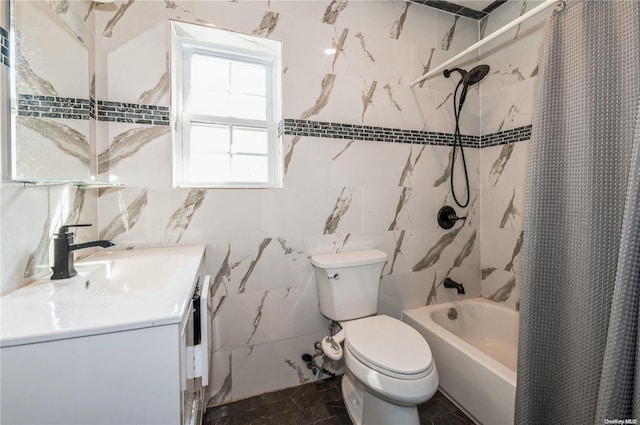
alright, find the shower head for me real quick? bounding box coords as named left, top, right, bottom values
left=463, top=65, right=490, bottom=86
left=457, top=64, right=491, bottom=107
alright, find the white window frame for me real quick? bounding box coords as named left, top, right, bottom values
left=171, top=22, right=282, bottom=189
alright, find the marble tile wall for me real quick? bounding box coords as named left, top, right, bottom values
left=478, top=0, right=547, bottom=309
left=1, top=0, right=99, bottom=296
left=11, top=0, right=95, bottom=181
left=0, top=0, right=549, bottom=407
left=14, top=1, right=91, bottom=99
left=90, top=0, right=482, bottom=406
left=1, top=184, right=98, bottom=295
left=0, top=0, right=98, bottom=295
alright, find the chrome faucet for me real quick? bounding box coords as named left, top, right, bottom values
left=443, top=277, right=465, bottom=294
left=51, top=224, right=115, bottom=280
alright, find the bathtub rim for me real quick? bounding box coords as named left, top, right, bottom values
left=402, top=298, right=518, bottom=388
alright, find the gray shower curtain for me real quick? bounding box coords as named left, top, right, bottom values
left=516, top=1, right=640, bottom=424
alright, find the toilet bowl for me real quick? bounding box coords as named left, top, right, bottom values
left=339, top=315, right=438, bottom=425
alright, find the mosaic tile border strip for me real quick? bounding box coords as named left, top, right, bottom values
left=283, top=119, right=480, bottom=148
left=1, top=26, right=8, bottom=68
left=97, top=100, right=169, bottom=126
left=15, top=92, right=530, bottom=148
left=277, top=119, right=284, bottom=137
left=18, top=94, right=91, bottom=120
left=16, top=94, right=170, bottom=125
left=410, top=0, right=507, bottom=20
left=284, top=119, right=530, bottom=148
left=481, top=125, right=532, bottom=147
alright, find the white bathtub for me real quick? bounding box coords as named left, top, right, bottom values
left=402, top=298, right=518, bottom=425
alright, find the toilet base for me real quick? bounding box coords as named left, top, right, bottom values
left=342, top=371, right=420, bottom=425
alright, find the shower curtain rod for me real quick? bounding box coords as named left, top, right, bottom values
left=409, top=0, right=564, bottom=87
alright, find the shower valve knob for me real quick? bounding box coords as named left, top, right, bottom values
left=438, top=206, right=466, bottom=229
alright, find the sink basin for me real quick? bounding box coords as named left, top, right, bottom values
left=4, top=251, right=180, bottom=302
left=5, top=262, right=109, bottom=303
left=0, top=245, right=206, bottom=347
left=90, top=250, right=180, bottom=295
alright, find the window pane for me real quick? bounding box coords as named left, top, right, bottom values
left=231, top=62, right=266, bottom=95
left=189, top=153, right=230, bottom=182
left=233, top=127, right=268, bottom=154
left=231, top=154, right=268, bottom=183
left=190, top=89, right=230, bottom=116
left=190, top=123, right=230, bottom=153
left=230, top=94, right=266, bottom=120
left=191, top=55, right=229, bottom=91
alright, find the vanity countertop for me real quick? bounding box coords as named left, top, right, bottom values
left=0, top=245, right=206, bottom=348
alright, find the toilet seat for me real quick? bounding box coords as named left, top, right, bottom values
left=344, top=315, right=434, bottom=380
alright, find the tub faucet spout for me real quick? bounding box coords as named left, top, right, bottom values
left=444, top=277, right=465, bottom=294
left=51, top=224, right=115, bottom=280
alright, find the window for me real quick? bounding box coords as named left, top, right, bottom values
left=171, top=22, right=283, bottom=188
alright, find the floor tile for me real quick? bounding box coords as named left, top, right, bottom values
left=204, top=376, right=473, bottom=425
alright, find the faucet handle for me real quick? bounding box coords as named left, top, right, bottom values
left=56, top=224, right=92, bottom=235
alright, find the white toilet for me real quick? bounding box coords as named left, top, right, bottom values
left=311, top=249, right=438, bottom=425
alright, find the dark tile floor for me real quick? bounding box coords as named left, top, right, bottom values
left=203, top=376, right=473, bottom=425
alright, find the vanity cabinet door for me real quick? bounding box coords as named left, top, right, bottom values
left=0, top=325, right=182, bottom=425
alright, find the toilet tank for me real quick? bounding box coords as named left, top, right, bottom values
left=310, top=249, right=387, bottom=321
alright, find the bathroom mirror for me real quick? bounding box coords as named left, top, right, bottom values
left=8, top=0, right=93, bottom=183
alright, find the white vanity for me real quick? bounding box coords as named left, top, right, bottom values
left=0, top=245, right=210, bottom=425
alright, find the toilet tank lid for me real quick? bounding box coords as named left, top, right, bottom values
left=310, top=249, right=387, bottom=269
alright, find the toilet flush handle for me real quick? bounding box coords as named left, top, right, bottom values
left=327, top=272, right=340, bottom=280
